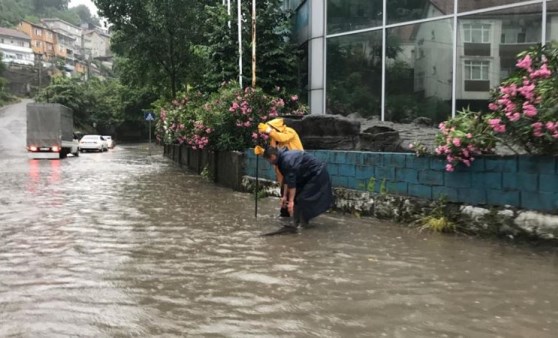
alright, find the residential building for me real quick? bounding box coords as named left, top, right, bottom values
left=41, top=19, right=82, bottom=51
left=83, top=29, right=111, bottom=58
left=0, top=27, right=34, bottom=66
left=289, top=0, right=558, bottom=122
left=17, top=20, right=56, bottom=60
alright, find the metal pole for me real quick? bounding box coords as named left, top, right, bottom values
left=238, top=0, right=243, bottom=88
left=149, top=119, right=152, bottom=156
left=251, top=0, right=256, bottom=88
left=228, top=0, right=231, bottom=28
left=255, top=153, right=259, bottom=218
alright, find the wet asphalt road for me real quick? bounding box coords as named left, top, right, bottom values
left=1, top=100, right=558, bottom=337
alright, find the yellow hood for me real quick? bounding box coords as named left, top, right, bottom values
left=266, top=118, right=286, bottom=133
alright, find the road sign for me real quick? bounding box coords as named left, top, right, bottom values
left=144, top=111, right=156, bottom=121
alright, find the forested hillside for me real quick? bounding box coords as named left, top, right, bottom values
left=0, top=0, right=100, bottom=28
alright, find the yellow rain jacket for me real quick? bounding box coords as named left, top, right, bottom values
left=263, top=118, right=304, bottom=151
left=258, top=118, right=304, bottom=185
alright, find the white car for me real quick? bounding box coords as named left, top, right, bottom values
left=102, top=136, right=115, bottom=149
left=79, top=135, right=108, bottom=152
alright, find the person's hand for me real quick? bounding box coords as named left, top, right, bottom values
left=258, top=123, right=272, bottom=134
left=288, top=201, right=295, bottom=216
left=280, top=196, right=288, bottom=208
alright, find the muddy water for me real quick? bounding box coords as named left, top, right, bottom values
left=0, top=145, right=557, bottom=337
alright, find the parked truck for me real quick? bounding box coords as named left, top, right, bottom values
left=26, top=103, right=79, bottom=159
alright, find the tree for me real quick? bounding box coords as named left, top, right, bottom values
left=32, top=0, right=69, bottom=12
left=0, top=52, right=5, bottom=74
left=201, top=0, right=300, bottom=94
left=0, top=0, right=33, bottom=27
left=0, top=0, right=79, bottom=27
left=94, top=0, right=207, bottom=98
left=70, top=4, right=101, bottom=26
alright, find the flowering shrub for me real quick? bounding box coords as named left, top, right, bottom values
left=487, top=44, right=558, bottom=154
left=155, top=82, right=307, bottom=151
left=435, top=109, right=496, bottom=172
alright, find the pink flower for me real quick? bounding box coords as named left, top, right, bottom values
left=488, top=102, right=500, bottom=111
left=507, top=112, right=521, bottom=122
left=445, top=164, right=455, bottom=172
left=462, top=159, right=471, bottom=167
left=498, top=97, right=511, bottom=106
left=488, top=118, right=501, bottom=127
left=466, top=133, right=473, bottom=139
left=522, top=102, right=538, bottom=117
left=291, top=95, right=299, bottom=101
left=530, top=63, right=552, bottom=79
left=533, top=129, right=544, bottom=137
left=452, top=138, right=461, bottom=147
left=500, top=84, right=518, bottom=97
left=489, top=118, right=506, bottom=133
left=229, top=102, right=239, bottom=112
left=518, top=83, right=536, bottom=101
left=516, top=54, right=532, bottom=71
left=494, top=124, right=506, bottom=133
left=532, top=122, right=543, bottom=129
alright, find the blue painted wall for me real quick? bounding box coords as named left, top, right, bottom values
left=245, top=150, right=558, bottom=213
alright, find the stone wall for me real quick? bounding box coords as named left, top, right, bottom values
left=245, top=150, right=558, bottom=214
left=164, top=144, right=245, bottom=190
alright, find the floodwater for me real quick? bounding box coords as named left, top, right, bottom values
left=1, top=102, right=558, bottom=337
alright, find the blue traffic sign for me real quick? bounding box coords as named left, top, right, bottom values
left=144, top=111, right=156, bottom=121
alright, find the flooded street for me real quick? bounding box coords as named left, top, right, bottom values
left=1, top=101, right=558, bottom=337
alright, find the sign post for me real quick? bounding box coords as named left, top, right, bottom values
left=144, top=111, right=156, bottom=155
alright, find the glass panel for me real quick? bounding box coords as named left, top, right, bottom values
left=326, top=30, right=382, bottom=119
left=293, top=0, right=309, bottom=43
left=285, top=0, right=304, bottom=11
left=546, top=0, right=558, bottom=42
left=385, top=19, right=453, bottom=124
left=458, top=0, right=531, bottom=13
left=387, top=0, right=453, bottom=25
left=456, top=4, right=542, bottom=113
left=327, top=0, right=383, bottom=34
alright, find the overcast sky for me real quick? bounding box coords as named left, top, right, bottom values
left=69, top=0, right=99, bottom=16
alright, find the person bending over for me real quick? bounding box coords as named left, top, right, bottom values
left=260, top=146, right=332, bottom=227
left=258, top=118, right=304, bottom=217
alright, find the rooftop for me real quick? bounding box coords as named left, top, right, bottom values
left=0, top=27, right=31, bottom=40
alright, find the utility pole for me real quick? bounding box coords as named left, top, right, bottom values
left=227, top=0, right=231, bottom=28
left=238, top=0, right=243, bottom=88
left=37, top=54, right=42, bottom=88
left=251, top=0, right=256, bottom=88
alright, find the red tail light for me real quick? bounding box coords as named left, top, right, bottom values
left=29, top=146, right=38, bottom=152
left=52, top=146, right=60, bottom=152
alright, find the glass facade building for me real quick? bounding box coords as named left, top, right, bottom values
left=289, top=0, right=558, bottom=123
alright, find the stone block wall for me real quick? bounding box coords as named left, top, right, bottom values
left=245, top=150, right=558, bottom=214
left=164, top=145, right=245, bottom=190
